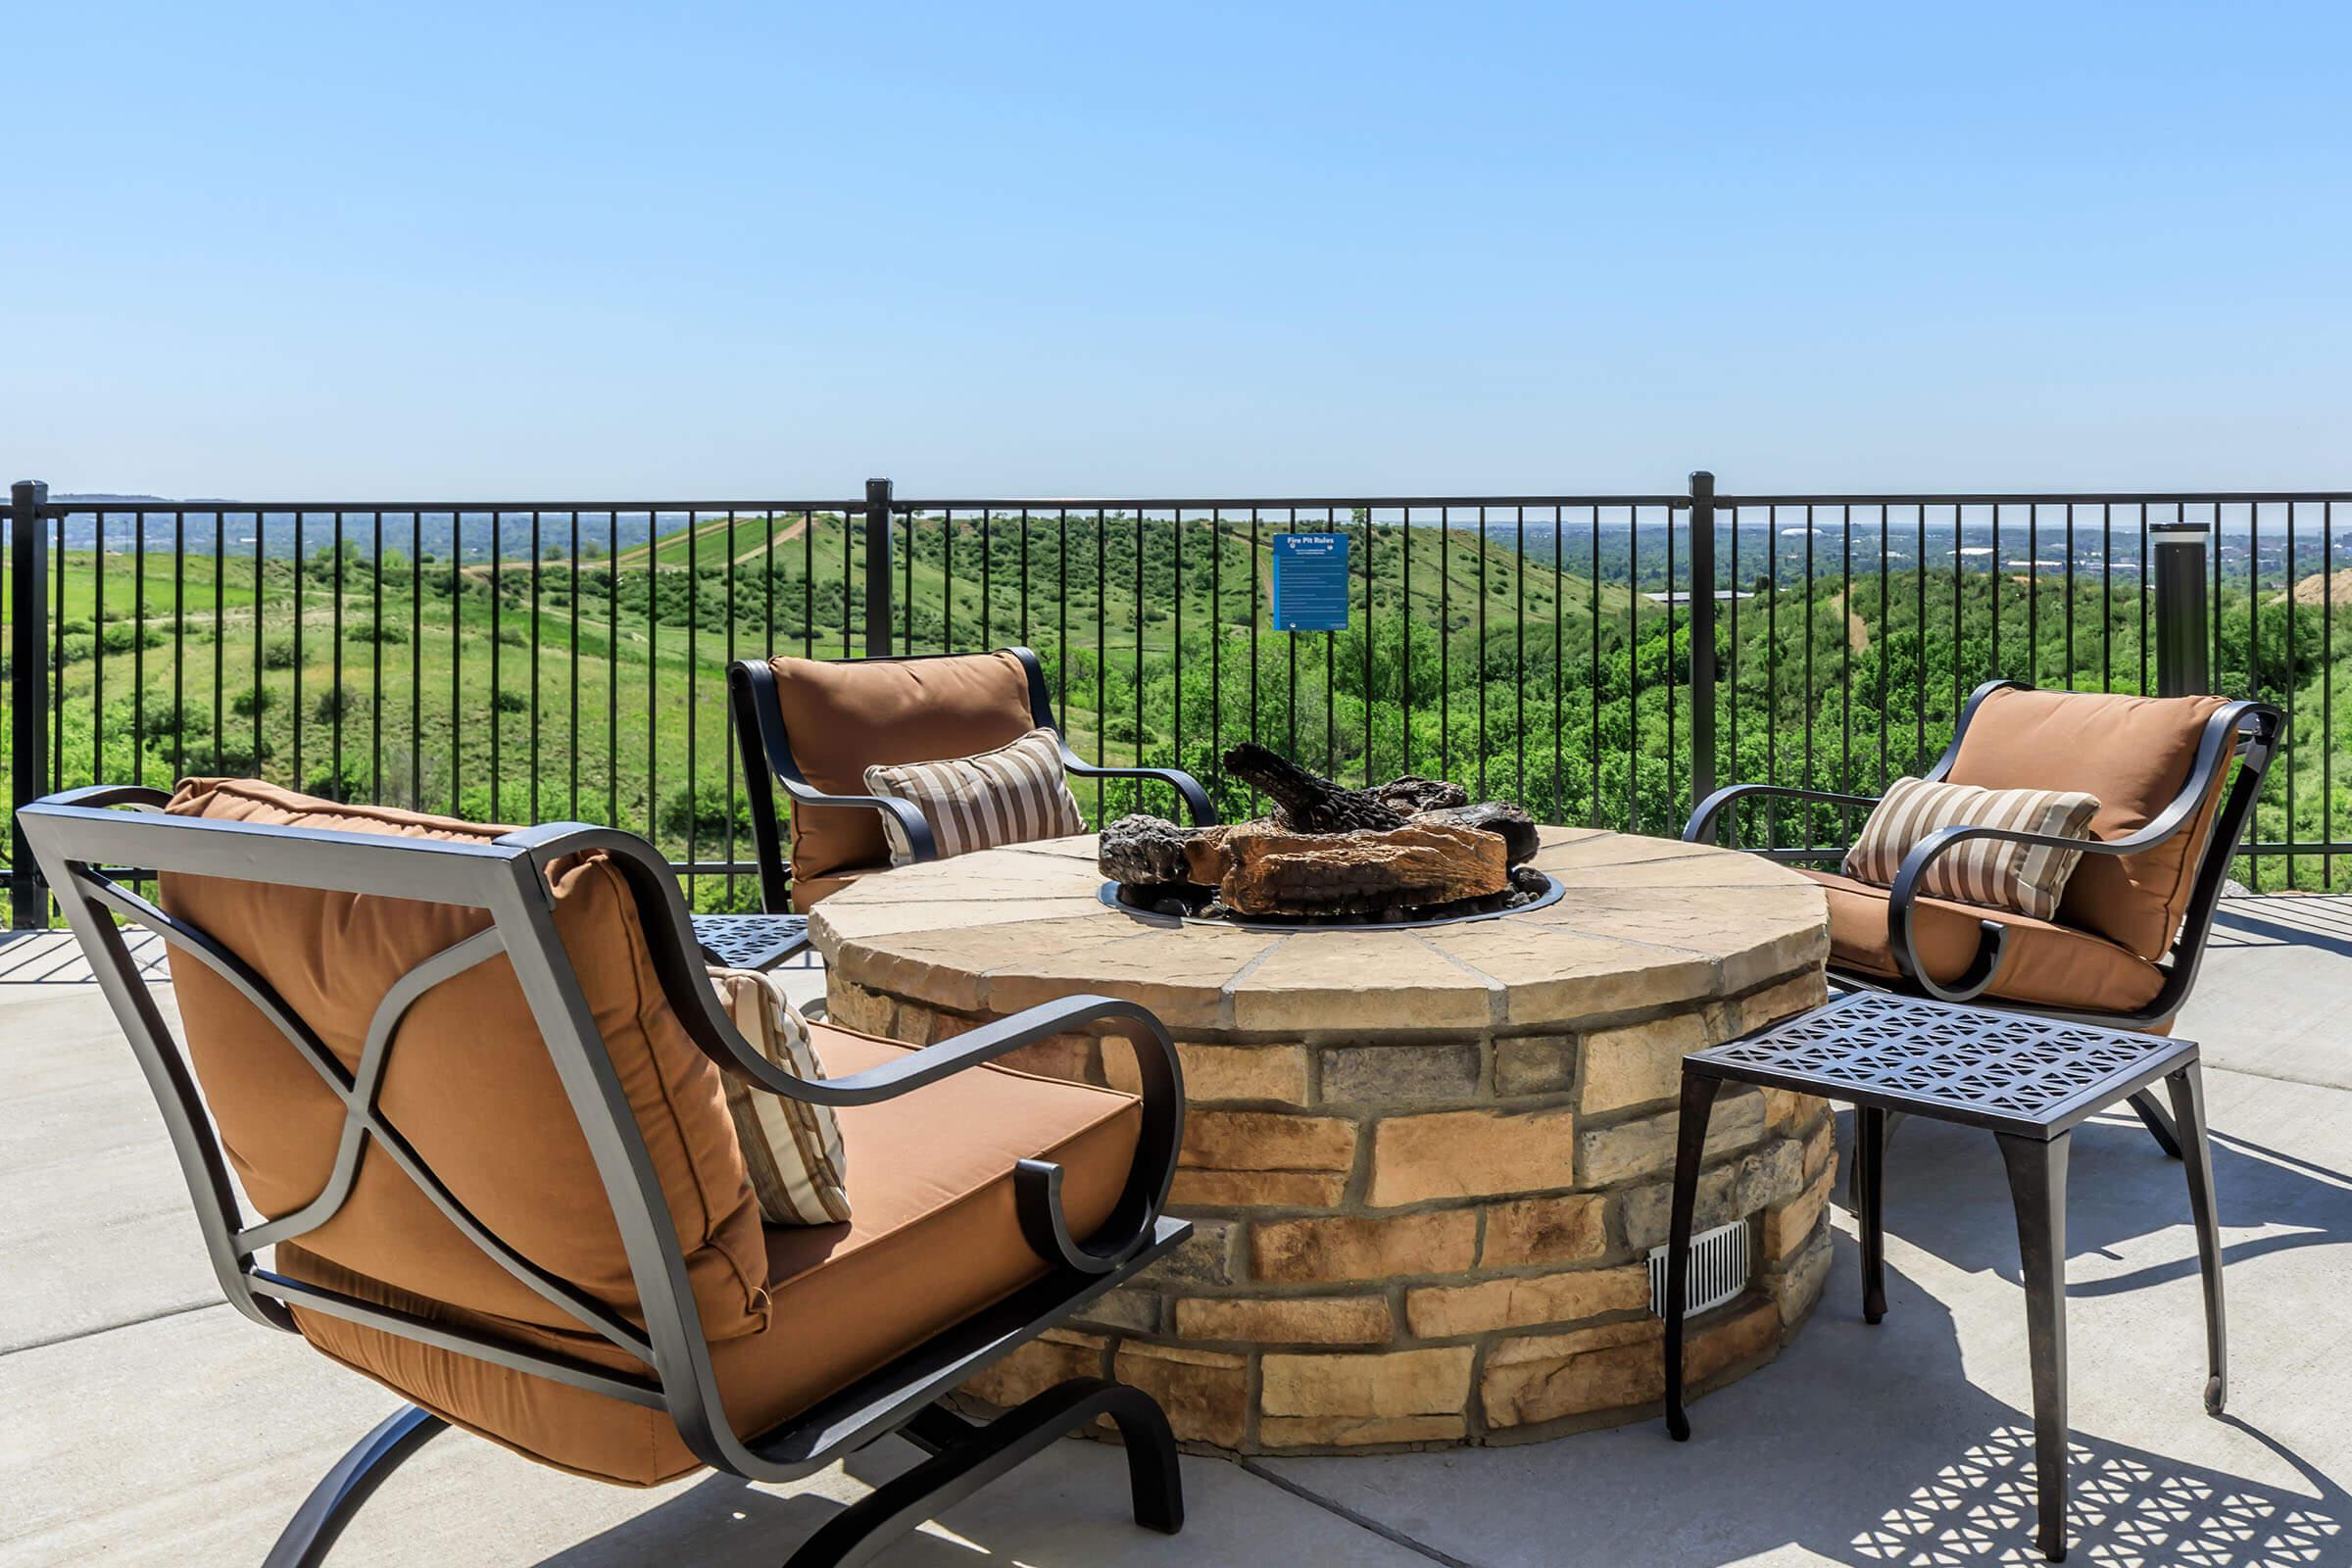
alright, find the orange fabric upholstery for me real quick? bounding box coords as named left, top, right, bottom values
left=278, top=1023, right=1143, bottom=1486
left=770, top=653, right=1038, bottom=884
left=1945, top=687, right=2232, bottom=959
left=159, top=778, right=770, bottom=1344
left=1798, top=868, right=2167, bottom=1017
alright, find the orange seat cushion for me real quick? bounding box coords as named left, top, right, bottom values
left=278, top=1022, right=1143, bottom=1486
left=159, top=778, right=770, bottom=1345
left=1798, top=867, right=2167, bottom=1017
left=1945, top=686, right=2232, bottom=959
left=771, top=652, right=1038, bottom=882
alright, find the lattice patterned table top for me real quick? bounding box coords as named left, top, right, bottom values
left=692, top=912, right=810, bottom=972
left=1690, top=990, right=2196, bottom=1136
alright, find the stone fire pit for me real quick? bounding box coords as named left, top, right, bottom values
left=810, top=826, right=1837, bottom=1455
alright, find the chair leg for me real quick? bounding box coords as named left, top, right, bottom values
left=1857, top=1106, right=1888, bottom=1324
left=2127, top=1088, right=2184, bottom=1159
left=789, top=1378, right=1182, bottom=1568
left=1997, top=1131, right=2073, bottom=1564
left=2166, top=1063, right=2229, bottom=1414
left=263, top=1404, right=449, bottom=1568
left=1663, top=1071, right=1721, bottom=1442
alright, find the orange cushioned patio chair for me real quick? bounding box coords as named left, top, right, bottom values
left=1686, top=678, right=2281, bottom=1155
left=728, top=646, right=1217, bottom=912
left=17, top=778, right=1190, bottom=1568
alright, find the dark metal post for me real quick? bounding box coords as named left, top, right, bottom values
left=1688, top=470, right=1718, bottom=808
left=863, top=477, right=894, bottom=658
left=2151, top=516, right=2210, bottom=696
left=10, top=479, right=51, bottom=927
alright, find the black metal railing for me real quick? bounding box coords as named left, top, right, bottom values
left=9, top=474, right=2348, bottom=927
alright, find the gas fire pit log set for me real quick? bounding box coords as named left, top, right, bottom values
left=1100, top=744, right=1550, bottom=925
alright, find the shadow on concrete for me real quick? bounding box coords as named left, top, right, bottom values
left=1851, top=1104, right=2352, bottom=1301
left=0, top=928, right=168, bottom=985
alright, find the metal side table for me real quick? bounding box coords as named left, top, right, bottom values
left=1662, top=990, right=2227, bottom=1564
left=691, top=912, right=810, bottom=971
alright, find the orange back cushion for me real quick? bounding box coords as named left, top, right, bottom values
left=770, top=652, right=1039, bottom=880
left=159, top=779, right=769, bottom=1344
left=1946, top=687, right=2231, bottom=959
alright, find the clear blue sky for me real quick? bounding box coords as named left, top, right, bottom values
left=7, top=3, right=2346, bottom=500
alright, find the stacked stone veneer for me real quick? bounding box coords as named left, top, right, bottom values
left=814, top=828, right=1838, bottom=1455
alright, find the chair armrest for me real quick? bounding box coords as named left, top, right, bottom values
left=770, top=779, right=940, bottom=863
left=1683, top=783, right=1882, bottom=845
left=1062, top=756, right=1219, bottom=826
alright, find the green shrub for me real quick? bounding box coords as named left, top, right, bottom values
left=349, top=618, right=409, bottom=645
left=230, top=686, right=276, bottom=718
left=262, top=636, right=299, bottom=669
left=491, top=688, right=529, bottom=714
left=311, top=683, right=356, bottom=723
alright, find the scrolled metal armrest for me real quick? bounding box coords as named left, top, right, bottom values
left=30, top=783, right=172, bottom=812
left=1683, top=783, right=1882, bottom=845
left=1064, top=757, right=1218, bottom=826
left=769, top=780, right=940, bottom=862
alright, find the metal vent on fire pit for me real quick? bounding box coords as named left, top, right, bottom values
left=1647, top=1219, right=1751, bottom=1319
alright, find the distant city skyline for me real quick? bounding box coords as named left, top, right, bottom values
left=7, top=4, right=2348, bottom=499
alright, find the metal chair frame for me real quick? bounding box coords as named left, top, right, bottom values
left=16, top=786, right=1192, bottom=1568
left=1684, top=678, right=2283, bottom=1153
left=727, top=645, right=1217, bottom=912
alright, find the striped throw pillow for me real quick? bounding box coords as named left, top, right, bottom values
left=708, top=967, right=851, bottom=1226
left=1843, top=776, right=2101, bottom=920
left=862, top=726, right=1087, bottom=865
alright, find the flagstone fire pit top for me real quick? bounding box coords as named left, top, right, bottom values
left=808, top=826, right=1838, bottom=1457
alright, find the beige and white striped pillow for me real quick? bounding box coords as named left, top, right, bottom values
left=1844, top=776, right=2101, bottom=920
left=708, top=967, right=851, bottom=1226
left=862, top=726, right=1086, bottom=865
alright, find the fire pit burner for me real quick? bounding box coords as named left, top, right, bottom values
left=1098, top=868, right=1566, bottom=931
left=1100, top=745, right=1554, bottom=928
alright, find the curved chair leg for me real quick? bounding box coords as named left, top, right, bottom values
left=789, top=1378, right=1182, bottom=1568
left=263, top=1404, right=449, bottom=1568
left=2166, top=1063, right=2228, bottom=1414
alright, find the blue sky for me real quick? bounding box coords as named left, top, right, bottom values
left=6, top=3, right=2346, bottom=500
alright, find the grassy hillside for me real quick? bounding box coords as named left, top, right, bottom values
left=10, top=512, right=2350, bottom=910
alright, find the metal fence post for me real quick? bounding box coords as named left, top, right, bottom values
left=10, top=479, right=50, bottom=928
left=2151, top=515, right=2211, bottom=697
left=1688, top=470, right=1718, bottom=808
left=863, top=477, right=894, bottom=657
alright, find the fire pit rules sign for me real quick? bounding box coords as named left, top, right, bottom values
left=1271, top=532, right=1349, bottom=631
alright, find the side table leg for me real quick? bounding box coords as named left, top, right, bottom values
left=1664, top=1071, right=1722, bottom=1443
left=1858, top=1106, right=1887, bottom=1324
left=2167, top=1062, right=2228, bottom=1414
left=1998, top=1130, right=2073, bottom=1564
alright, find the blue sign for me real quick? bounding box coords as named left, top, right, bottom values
left=1271, top=532, right=1350, bottom=631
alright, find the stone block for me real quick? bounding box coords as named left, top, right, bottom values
left=1260, top=1346, right=1475, bottom=1419
left=1181, top=1109, right=1357, bottom=1173
left=1578, top=1010, right=1725, bottom=1115
left=1733, top=969, right=1830, bottom=1034
left=1365, top=1106, right=1578, bottom=1208
left=1135, top=1218, right=1240, bottom=1288
left=1801, top=1116, right=1837, bottom=1185
left=1113, top=1342, right=1250, bottom=1448
left=1258, top=1413, right=1467, bottom=1447
left=960, top=1330, right=1105, bottom=1409
left=1616, top=1133, right=1803, bottom=1251
left=991, top=1032, right=1100, bottom=1084
left=1479, top=1193, right=1607, bottom=1268
left=1770, top=1225, right=1834, bottom=1328
left=1318, top=1042, right=1483, bottom=1104
left=1403, top=1263, right=1648, bottom=1338
left=1174, top=1295, right=1393, bottom=1346
left=1494, top=1033, right=1577, bottom=1097
left=1763, top=1161, right=1836, bottom=1263
left=1578, top=1088, right=1764, bottom=1188
left=1107, top=1040, right=1308, bottom=1104
left=1170, top=1169, right=1348, bottom=1208
left=1250, top=1209, right=1479, bottom=1284
left=1069, top=1287, right=1161, bottom=1335
left=1481, top=1319, right=1663, bottom=1428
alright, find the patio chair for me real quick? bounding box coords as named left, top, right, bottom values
left=1685, top=679, right=2283, bottom=1155
left=17, top=779, right=1190, bottom=1568
left=729, top=646, right=1217, bottom=912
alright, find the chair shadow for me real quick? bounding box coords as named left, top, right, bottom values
left=1848, top=1103, right=2352, bottom=1298
left=533, top=1454, right=981, bottom=1568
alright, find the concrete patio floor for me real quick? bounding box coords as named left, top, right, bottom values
left=4, top=897, right=2349, bottom=1566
